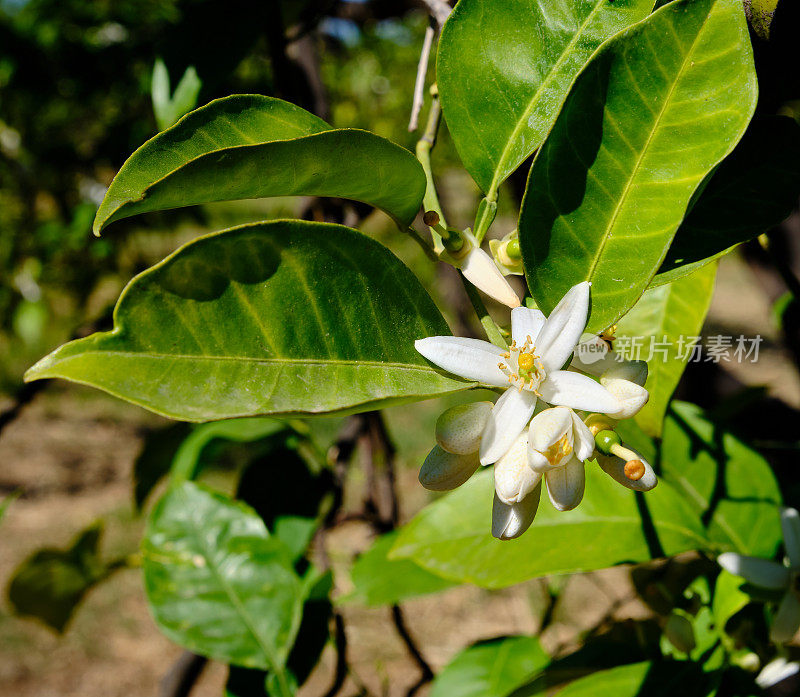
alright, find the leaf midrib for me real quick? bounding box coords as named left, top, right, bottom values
left=47, top=349, right=446, bottom=372
left=487, top=0, right=607, bottom=197
left=584, top=10, right=713, bottom=289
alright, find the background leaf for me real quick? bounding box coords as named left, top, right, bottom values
left=151, top=58, right=202, bottom=132
left=519, top=0, right=757, bottom=333
left=614, top=263, right=717, bottom=436
left=339, top=530, right=455, bottom=607
left=429, top=636, right=550, bottom=697
left=8, top=522, right=112, bottom=632
left=655, top=115, right=800, bottom=285
left=660, top=401, right=782, bottom=557
left=26, top=221, right=466, bottom=421
left=142, top=481, right=303, bottom=672
left=390, top=467, right=707, bottom=589
left=437, top=0, right=654, bottom=195
left=94, top=94, right=426, bottom=231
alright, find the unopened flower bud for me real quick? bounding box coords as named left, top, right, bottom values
left=435, top=401, right=492, bottom=455
left=492, top=488, right=540, bottom=540
left=495, top=431, right=541, bottom=504
left=419, top=446, right=480, bottom=491
left=489, top=231, right=523, bottom=276
left=664, top=612, right=696, bottom=654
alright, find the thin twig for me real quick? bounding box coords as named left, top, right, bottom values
left=459, top=272, right=509, bottom=349
left=408, top=24, right=436, bottom=132
left=391, top=605, right=434, bottom=697
left=418, top=0, right=452, bottom=30
left=158, top=651, right=207, bottom=697
left=322, top=613, right=349, bottom=697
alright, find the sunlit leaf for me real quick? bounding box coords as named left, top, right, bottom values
left=25, top=221, right=466, bottom=421
left=429, top=636, right=549, bottom=697
left=390, top=467, right=707, bottom=589
left=660, top=402, right=782, bottom=557
left=94, top=94, right=426, bottom=231
left=142, top=481, right=303, bottom=673
left=615, top=263, right=717, bottom=437
left=437, top=0, right=653, bottom=195
left=519, top=0, right=757, bottom=333
left=340, top=530, right=455, bottom=607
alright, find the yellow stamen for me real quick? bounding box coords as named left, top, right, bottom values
left=543, top=433, right=572, bottom=467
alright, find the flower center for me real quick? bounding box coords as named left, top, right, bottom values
left=543, top=433, right=573, bottom=467
left=498, top=336, right=546, bottom=392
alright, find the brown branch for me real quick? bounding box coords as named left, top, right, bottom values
left=158, top=651, right=207, bottom=697
left=391, top=605, right=434, bottom=697
left=408, top=24, right=436, bottom=132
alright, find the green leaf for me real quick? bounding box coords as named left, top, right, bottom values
left=8, top=522, right=109, bottom=632
left=142, top=481, right=303, bottom=674
left=660, top=401, right=782, bottom=557
left=25, top=221, right=466, bottom=421
left=94, top=94, right=426, bottom=232
left=390, top=467, right=708, bottom=589
left=614, top=263, right=717, bottom=437
left=655, top=116, right=800, bottom=285
left=712, top=569, right=750, bottom=632
left=437, top=0, right=654, bottom=195
left=519, top=0, right=757, bottom=333
left=429, top=636, right=550, bottom=697
left=551, top=661, right=714, bottom=697
left=340, top=530, right=455, bottom=607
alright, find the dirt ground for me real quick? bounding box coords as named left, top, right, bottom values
left=0, top=251, right=798, bottom=697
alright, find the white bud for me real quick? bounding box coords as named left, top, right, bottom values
left=597, top=450, right=657, bottom=492
left=494, top=430, right=542, bottom=504
left=435, top=401, right=493, bottom=455
left=458, top=231, right=520, bottom=308
left=419, top=446, right=479, bottom=491
left=600, top=368, right=650, bottom=419
left=491, top=487, right=540, bottom=540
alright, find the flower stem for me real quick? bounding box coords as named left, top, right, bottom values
left=460, top=272, right=508, bottom=349
left=415, top=85, right=447, bottom=255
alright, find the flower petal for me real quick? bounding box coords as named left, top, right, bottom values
left=415, top=336, right=508, bottom=386
left=479, top=388, right=537, bottom=465
left=756, top=658, right=800, bottom=689
left=494, top=431, right=542, bottom=504
left=545, top=457, right=585, bottom=511
left=597, top=453, right=657, bottom=492
left=460, top=246, right=521, bottom=308
left=602, top=360, right=648, bottom=387
left=781, top=507, right=800, bottom=570
left=418, top=446, right=480, bottom=491
left=539, top=370, right=619, bottom=413
left=570, top=409, right=596, bottom=461
left=771, top=592, right=800, bottom=644
left=436, top=401, right=493, bottom=455
left=536, top=282, right=590, bottom=372
left=571, top=337, right=620, bottom=376
left=527, top=406, right=572, bottom=453
left=511, top=306, right=546, bottom=346
left=491, top=487, right=540, bottom=540
left=717, top=553, right=790, bottom=590
left=600, top=375, right=650, bottom=419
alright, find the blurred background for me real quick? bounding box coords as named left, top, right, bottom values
left=1, top=1, right=800, bottom=695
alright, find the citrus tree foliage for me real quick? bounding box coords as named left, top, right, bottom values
left=12, top=1, right=800, bottom=696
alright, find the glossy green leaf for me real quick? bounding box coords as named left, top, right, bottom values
left=655, top=116, right=800, bottom=285
left=615, top=263, right=717, bottom=437
left=437, top=0, right=654, bottom=195
left=660, top=402, right=782, bottom=557
left=94, top=94, right=426, bottom=231
left=390, top=467, right=708, bottom=589
left=552, top=661, right=714, bottom=697
left=712, top=569, right=750, bottom=632
left=25, top=221, right=466, bottom=421
left=429, top=636, right=549, bottom=697
left=340, top=530, right=455, bottom=607
left=8, top=523, right=110, bottom=632
left=519, top=0, right=757, bottom=333
left=142, top=481, right=303, bottom=675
